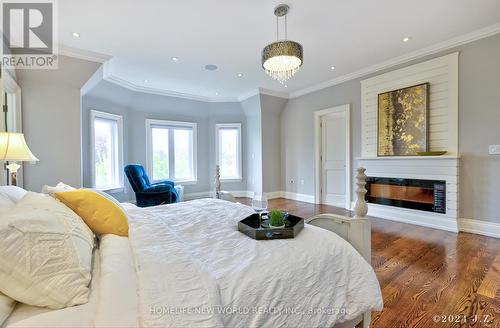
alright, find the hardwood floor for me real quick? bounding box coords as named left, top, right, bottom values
left=237, top=198, right=500, bottom=328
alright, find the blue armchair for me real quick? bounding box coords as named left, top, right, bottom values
left=124, top=164, right=179, bottom=207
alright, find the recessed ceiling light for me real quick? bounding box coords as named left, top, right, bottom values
left=171, top=57, right=179, bottom=61
left=205, top=64, right=218, bottom=71
left=215, top=92, right=219, bottom=96
left=402, top=37, right=411, bottom=43
left=237, top=73, right=243, bottom=77
left=330, top=66, right=336, bottom=70
left=72, top=32, right=80, bottom=38
left=144, top=79, right=149, bottom=83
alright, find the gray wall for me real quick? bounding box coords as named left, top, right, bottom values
left=18, top=55, right=100, bottom=192
left=281, top=34, right=500, bottom=223
left=241, top=95, right=263, bottom=194
left=458, top=35, right=500, bottom=223
left=82, top=80, right=248, bottom=201
left=260, top=94, right=287, bottom=193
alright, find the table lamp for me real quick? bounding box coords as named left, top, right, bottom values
left=0, top=132, right=39, bottom=186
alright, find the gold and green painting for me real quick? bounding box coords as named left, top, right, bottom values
left=377, top=83, right=429, bottom=156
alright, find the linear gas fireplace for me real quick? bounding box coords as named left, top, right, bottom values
left=365, top=177, right=446, bottom=214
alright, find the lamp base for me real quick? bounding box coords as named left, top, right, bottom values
left=5, top=162, right=21, bottom=186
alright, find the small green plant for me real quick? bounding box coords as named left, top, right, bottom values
left=269, top=209, right=285, bottom=227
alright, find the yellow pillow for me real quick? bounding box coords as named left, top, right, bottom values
left=55, top=189, right=128, bottom=236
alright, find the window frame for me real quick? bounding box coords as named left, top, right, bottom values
left=90, top=110, right=124, bottom=192
left=215, top=123, right=242, bottom=182
left=145, top=119, right=198, bottom=184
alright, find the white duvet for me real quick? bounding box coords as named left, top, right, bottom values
left=125, top=199, right=383, bottom=328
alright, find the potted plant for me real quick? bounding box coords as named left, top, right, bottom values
left=268, top=209, right=287, bottom=229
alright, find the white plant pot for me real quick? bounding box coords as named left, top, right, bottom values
left=268, top=223, right=285, bottom=229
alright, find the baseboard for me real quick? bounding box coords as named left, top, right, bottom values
left=281, top=191, right=316, bottom=204
left=232, top=190, right=254, bottom=198
left=183, top=191, right=213, bottom=200
left=184, top=190, right=252, bottom=200
left=458, top=218, right=500, bottom=239
left=183, top=190, right=315, bottom=203
left=265, top=191, right=283, bottom=199
left=366, top=203, right=459, bottom=232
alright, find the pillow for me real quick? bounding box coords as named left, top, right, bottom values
left=0, top=194, right=15, bottom=210
left=0, top=192, right=94, bottom=309
left=0, top=293, right=15, bottom=326
left=41, top=182, right=76, bottom=197
left=87, top=188, right=126, bottom=212
left=55, top=189, right=129, bottom=237
left=0, top=186, right=27, bottom=203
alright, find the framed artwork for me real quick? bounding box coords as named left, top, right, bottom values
left=377, top=82, right=429, bottom=156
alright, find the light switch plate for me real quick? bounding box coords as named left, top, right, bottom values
left=489, top=145, right=500, bottom=155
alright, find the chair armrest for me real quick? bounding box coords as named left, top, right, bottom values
left=142, top=184, right=173, bottom=193
left=152, top=180, right=175, bottom=188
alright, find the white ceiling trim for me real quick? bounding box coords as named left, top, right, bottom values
left=102, top=64, right=240, bottom=103
left=289, top=22, right=500, bottom=99
left=59, top=44, right=112, bottom=63
left=237, top=88, right=289, bottom=102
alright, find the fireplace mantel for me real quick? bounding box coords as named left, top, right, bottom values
left=357, top=156, right=460, bottom=232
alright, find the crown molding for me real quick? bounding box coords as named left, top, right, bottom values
left=103, top=73, right=240, bottom=103
left=237, top=88, right=261, bottom=102
left=236, top=88, right=289, bottom=102
left=289, top=22, right=500, bottom=99
left=63, top=22, right=500, bottom=103
left=258, top=88, right=289, bottom=99
left=58, top=44, right=112, bottom=63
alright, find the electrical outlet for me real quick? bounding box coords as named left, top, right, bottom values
left=489, top=145, right=500, bottom=155
left=300, top=179, right=305, bottom=185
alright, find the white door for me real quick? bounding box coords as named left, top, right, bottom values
left=321, top=111, right=347, bottom=207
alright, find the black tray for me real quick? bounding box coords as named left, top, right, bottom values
left=238, top=213, right=304, bottom=240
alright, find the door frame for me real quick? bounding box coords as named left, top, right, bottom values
left=314, top=104, right=351, bottom=209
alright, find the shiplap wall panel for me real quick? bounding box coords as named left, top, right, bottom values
left=361, top=53, right=459, bottom=157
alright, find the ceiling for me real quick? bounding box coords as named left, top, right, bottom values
left=59, top=0, right=500, bottom=101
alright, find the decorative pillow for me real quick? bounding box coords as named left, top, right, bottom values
left=0, top=192, right=94, bottom=309
left=88, top=188, right=126, bottom=212
left=0, top=186, right=27, bottom=203
left=0, top=293, right=15, bottom=326
left=55, top=189, right=129, bottom=237
left=41, top=182, right=76, bottom=197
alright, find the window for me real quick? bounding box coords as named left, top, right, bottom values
left=90, top=110, right=123, bottom=191
left=216, top=123, right=242, bottom=180
left=146, top=119, right=197, bottom=183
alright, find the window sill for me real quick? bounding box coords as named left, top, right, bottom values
left=220, top=178, right=243, bottom=183
left=174, top=179, right=197, bottom=185
left=99, top=186, right=125, bottom=194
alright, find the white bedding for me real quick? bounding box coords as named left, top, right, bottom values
left=125, top=199, right=383, bottom=327
left=4, top=199, right=383, bottom=328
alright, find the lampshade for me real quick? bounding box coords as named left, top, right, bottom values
left=0, top=132, right=39, bottom=162
left=261, top=4, right=303, bottom=84
left=262, top=41, right=303, bottom=84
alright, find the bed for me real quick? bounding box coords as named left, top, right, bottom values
left=3, top=200, right=382, bottom=328
left=2, top=170, right=383, bottom=328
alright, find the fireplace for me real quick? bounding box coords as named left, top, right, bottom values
left=365, top=177, right=446, bottom=214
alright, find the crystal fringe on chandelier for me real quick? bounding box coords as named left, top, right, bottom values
left=262, top=4, right=303, bottom=84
